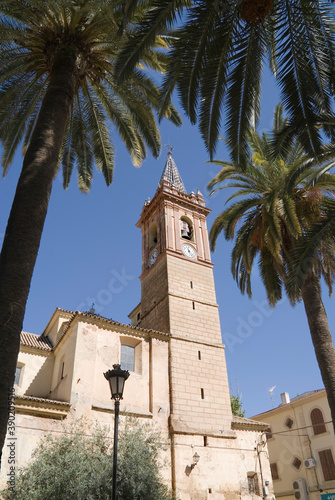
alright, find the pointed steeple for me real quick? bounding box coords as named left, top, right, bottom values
left=160, top=151, right=187, bottom=193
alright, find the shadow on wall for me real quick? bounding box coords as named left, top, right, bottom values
left=26, top=356, right=55, bottom=399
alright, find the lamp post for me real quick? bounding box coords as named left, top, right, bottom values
left=104, top=364, right=130, bottom=500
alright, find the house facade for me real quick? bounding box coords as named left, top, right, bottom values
left=253, top=390, right=335, bottom=500
left=1, top=153, right=274, bottom=499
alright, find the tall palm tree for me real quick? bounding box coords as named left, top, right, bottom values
left=0, top=0, right=180, bottom=453
left=208, top=104, right=335, bottom=432
left=115, top=0, right=335, bottom=166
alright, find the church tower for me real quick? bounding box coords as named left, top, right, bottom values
left=134, top=152, right=232, bottom=444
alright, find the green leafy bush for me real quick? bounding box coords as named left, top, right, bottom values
left=1, top=419, right=173, bottom=500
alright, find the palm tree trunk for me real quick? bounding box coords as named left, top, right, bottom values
left=0, top=48, right=77, bottom=453
left=302, top=271, right=335, bottom=434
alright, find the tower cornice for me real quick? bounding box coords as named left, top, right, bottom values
left=137, top=181, right=210, bottom=228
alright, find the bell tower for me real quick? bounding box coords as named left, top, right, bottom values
left=137, top=151, right=222, bottom=344
left=133, top=152, right=232, bottom=441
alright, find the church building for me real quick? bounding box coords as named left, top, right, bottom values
left=0, top=153, right=274, bottom=499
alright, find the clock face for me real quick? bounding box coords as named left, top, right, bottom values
left=149, top=249, right=158, bottom=267
left=182, top=244, right=196, bottom=259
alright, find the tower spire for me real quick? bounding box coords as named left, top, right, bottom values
left=160, top=149, right=186, bottom=194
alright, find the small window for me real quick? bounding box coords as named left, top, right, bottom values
left=247, top=474, right=260, bottom=495
left=319, top=449, right=335, bottom=481
left=204, top=436, right=208, bottom=447
left=14, top=366, right=22, bottom=386
left=190, top=281, right=193, bottom=289
left=192, top=301, right=195, bottom=310
left=60, top=362, right=65, bottom=379
left=201, top=388, right=204, bottom=399
left=270, top=462, right=279, bottom=480
left=137, top=312, right=141, bottom=321
left=198, top=351, right=201, bottom=360
left=292, top=457, right=302, bottom=470
left=285, top=417, right=294, bottom=429
left=311, top=408, right=326, bottom=435
left=58, top=356, right=65, bottom=382
left=121, top=345, right=135, bottom=372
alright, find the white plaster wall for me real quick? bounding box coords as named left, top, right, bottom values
left=173, top=430, right=274, bottom=500
left=0, top=413, right=69, bottom=490
left=16, top=350, right=54, bottom=399
left=87, top=324, right=170, bottom=423
left=50, top=324, right=78, bottom=402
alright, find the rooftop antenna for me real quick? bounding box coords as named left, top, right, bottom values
left=268, top=386, right=276, bottom=408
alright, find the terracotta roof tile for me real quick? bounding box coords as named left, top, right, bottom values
left=20, top=332, right=53, bottom=351
left=16, top=394, right=70, bottom=406
left=232, top=416, right=269, bottom=430
left=290, top=389, right=324, bottom=402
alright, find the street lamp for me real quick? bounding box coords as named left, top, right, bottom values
left=104, top=364, right=130, bottom=500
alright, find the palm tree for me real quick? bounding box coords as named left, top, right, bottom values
left=208, top=104, right=335, bottom=432
left=115, top=0, right=335, bottom=166
left=0, top=0, right=180, bottom=453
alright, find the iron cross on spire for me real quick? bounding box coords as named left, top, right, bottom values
left=165, top=144, right=173, bottom=155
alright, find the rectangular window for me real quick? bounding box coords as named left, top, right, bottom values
left=192, top=301, right=195, bottom=310
left=270, top=462, right=279, bottom=480
left=190, top=281, right=193, bottom=289
left=121, top=344, right=135, bottom=372
left=311, top=408, right=326, bottom=435
left=319, top=449, right=335, bottom=481
left=198, top=351, right=201, bottom=360
left=201, top=388, right=204, bottom=399
left=58, top=357, right=65, bottom=382
left=14, top=366, right=22, bottom=386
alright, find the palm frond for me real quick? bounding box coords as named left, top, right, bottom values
left=0, top=74, right=45, bottom=173
left=226, top=21, right=266, bottom=166
left=274, top=0, right=330, bottom=156
left=95, top=81, right=145, bottom=167
left=83, top=83, right=114, bottom=185
left=209, top=197, right=260, bottom=250
left=287, top=200, right=335, bottom=297
left=198, top=2, right=240, bottom=157
left=114, top=0, right=189, bottom=81
left=258, top=250, right=283, bottom=306
left=72, top=92, right=93, bottom=193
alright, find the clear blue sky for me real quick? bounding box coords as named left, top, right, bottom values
left=0, top=68, right=330, bottom=418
